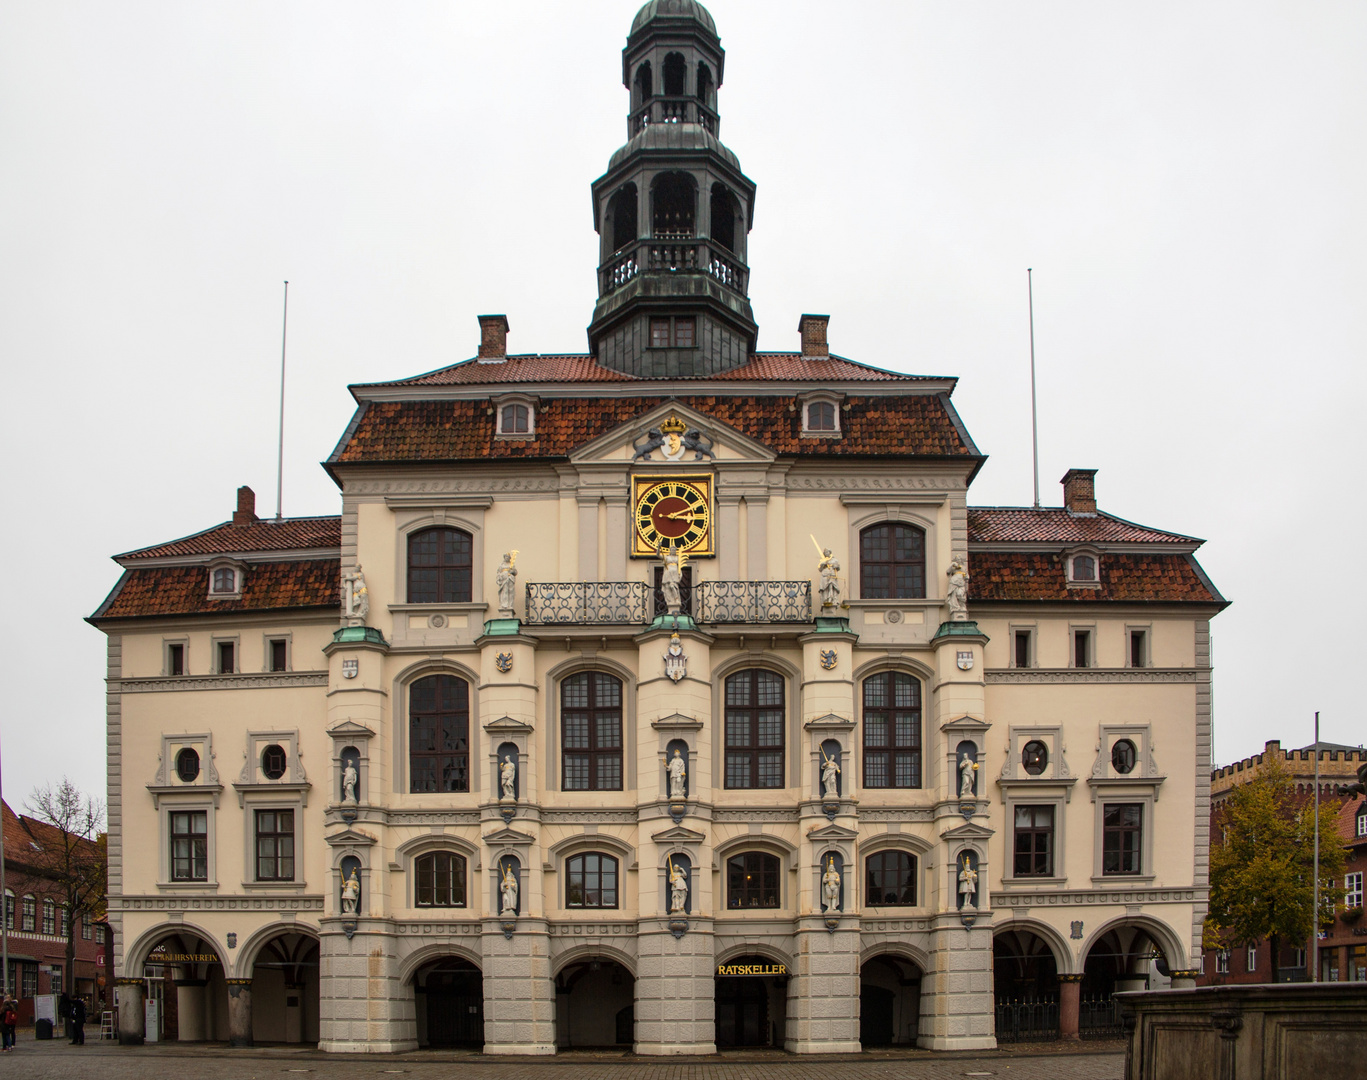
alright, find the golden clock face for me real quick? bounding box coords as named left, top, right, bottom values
left=634, top=477, right=713, bottom=555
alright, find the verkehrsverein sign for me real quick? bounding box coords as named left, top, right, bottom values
left=149, top=951, right=220, bottom=964
left=716, top=963, right=787, bottom=977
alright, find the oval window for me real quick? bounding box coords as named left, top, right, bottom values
left=1111, top=738, right=1137, bottom=775
left=1021, top=740, right=1048, bottom=776
left=175, top=747, right=200, bottom=783
left=262, top=744, right=287, bottom=780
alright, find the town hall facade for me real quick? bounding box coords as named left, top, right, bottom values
left=91, top=0, right=1226, bottom=1054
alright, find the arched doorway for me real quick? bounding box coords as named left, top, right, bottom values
left=993, top=929, right=1061, bottom=1042
left=245, top=931, right=319, bottom=1045
left=555, top=958, right=634, bottom=1049
left=1080, top=923, right=1170, bottom=1037
left=414, top=957, right=483, bottom=1048
left=139, top=930, right=228, bottom=1042
left=859, top=954, right=922, bottom=1047
left=715, top=954, right=787, bottom=1048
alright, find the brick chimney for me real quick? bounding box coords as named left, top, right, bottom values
left=1060, top=469, right=1098, bottom=516
left=477, top=314, right=509, bottom=360
left=798, top=314, right=829, bottom=358
left=232, top=485, right=258, bottom=526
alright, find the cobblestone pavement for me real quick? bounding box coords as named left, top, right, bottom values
left=0, top=1036, right=1125, bottom=1080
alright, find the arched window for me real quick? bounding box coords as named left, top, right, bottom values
left=696, top=62, right=713, bottom=105
left=662, top=52, right=686, bottom=96
left=1071, top=554, right=1097, bottom=582
left=709, top=184, right=735, bottom=252
left=609, top=184, right=638, bottom=252
left=865, top=851, right=917, bottom=906
left=499, top=403, right=530, bottom=434
left=806, top=402, right=836, bottom=432
left=211, top=567, right=236, bottom=593
left=862, top=672, right=922, bottom=788
left=859, top=523, right=926, bottom=599
left=652, top=173, right=695, bottom=238
left=561, top=672, right=623, bottom=791
left=409, top=674, right=470, bottom=793
left=42, top=899, right=56, bottom=936
left=724, top=669, right=784, bottom=789
left=726, top=852, right=780, bottom=908
left=3, top=891, right=12, bottom=932
left=633, top=61, right=652, bottom=106
left=415, top=852, right=467, bottom=907
left=21, top=895, right=35, bottom=932
left=407, top=526, right=473, bottom=604
left=566, top=852, right=619, bottom=908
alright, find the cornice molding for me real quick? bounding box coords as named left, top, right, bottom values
left=992, top=887, right=1200, bottom=907
left=117, top=672, right=329, bottom=693
left=985, top=668, right=1207, bottom=685
left=109, top=894, right=325, bottom=912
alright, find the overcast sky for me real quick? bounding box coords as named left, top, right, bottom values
left=2, top=1, right=1363, bottom=805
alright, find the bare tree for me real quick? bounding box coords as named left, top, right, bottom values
left=19, top=779, right=107, bottom=999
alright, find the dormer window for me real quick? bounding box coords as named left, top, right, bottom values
left=207, top=559, right=245, bottom=599
left=799, top=392, right=843, bottom=437
left=212, top=567, right=236, bottom=593
left=494, top=396, right=536, bottom=438
left=1065, top=550, right=1101, bottom=588
left=1072, top=556, right=1096, bottom=581
left=807, top=402, right=836, bottom=432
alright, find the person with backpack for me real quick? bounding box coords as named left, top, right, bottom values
left=1, top=994, right=18, bottom=1051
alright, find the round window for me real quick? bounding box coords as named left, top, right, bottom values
left=262, top=744, right=287, bottom=780
left=1021, top=740, right=1049, bottom=776
left=175, top=747, right=200, bottom=783
left=1111, top=738, right=1137, bottom=775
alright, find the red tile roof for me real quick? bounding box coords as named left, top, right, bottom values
left=374, top=352, right=932, bottom=388
left=3, top=800, right=103, bottom=879
left=968, top=551, right=1223, bottom=604
left=92, top=560, right=340, bottom=620
left=331, top=394, right=978, bottom=464
left=968, top=508, right=1199, bottom=544
left=118, top=517, right=341, bottom=560
left=1336, top=795, right=1367, bottom=846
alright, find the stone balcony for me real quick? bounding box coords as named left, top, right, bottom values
left=523, top=580, right=811, bottom=627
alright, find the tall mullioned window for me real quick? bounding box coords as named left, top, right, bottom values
left=1013, top=805, right=1054, bottom=877
left=859, top=523, right=926, bottom=599
left=726, top=852, right=780, bottom=909
left=862, top=672, right=922, bottom=788
left=865, top=852, right=917, bottom=906
left=255, top=809, right=295, bottom=881
left=1102, top=803, right=1142, bottom=876
left=561, top=672, right=623, bottom=791
left=415, top=852, right=467, bottom=908
left=409, top=675, right=470, bottom=793
left=407, top=527, right=473, bottom=604
left=566, top=853, right=619, bottom=909
left=170, top=810, right=208, bottom=881
left=724, top=670, right=784, bottom=789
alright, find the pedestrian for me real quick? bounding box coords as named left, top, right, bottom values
left=0, top=994, right=17, bottom=1051
left=70, top=996, right=87, bottom=1046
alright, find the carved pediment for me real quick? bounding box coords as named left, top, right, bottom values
left=324, top=827, right=377, bottom=847
left=806, top=822, right=858, bottom=841
left=481, top=826, right=536, bottom=847
left=484, top=715, right=534, bottom=736
left=651, top=712, right=704, bottom=732
left=941, top=714, right=991, bottom=734
left=651, top=824, right=707, bottom=845
left=804, top=713, right=856, bottom=732
left=326, top=719, right=376, bottom=741
left=940, top=820, right=994, bottom=842
left=568, top=400, right=777, bottom=466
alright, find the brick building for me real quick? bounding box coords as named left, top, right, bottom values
left=1199, top=741, right=1367, bottom=984
left=3, top=800, right=110, bottom=1023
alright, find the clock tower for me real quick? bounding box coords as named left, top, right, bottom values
left=588, top=0, right=758, bottom=377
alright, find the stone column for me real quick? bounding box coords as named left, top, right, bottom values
left=115, top=977, right=144, bottom=1046
left=482, top=920, right=555, bottom=1054
left=785, top=920, right=861, bottom=1053
left=225, top=979, right=253, bottom=1048
left=634, top=920, right=716, bottom=1054
left=1058, top=973, right=1083, bottom=1040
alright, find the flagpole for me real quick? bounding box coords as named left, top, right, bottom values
left=1312, top=711, right=1320, bottom=982
left=1028, top=269, right=1040, bottom=509
left=276, top=280, right=289, bottom=521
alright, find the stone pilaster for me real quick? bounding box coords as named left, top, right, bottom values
left=225, top=979, right=253, bottom=1047
left=115, top=977, right=144, bottom=1046
left=481, top=919, right=555, bottom=1054
left=634, top=919, right=716, bottom=1054
left=918, top=914, right=996, bottom=1050
left=784, top=919, right=861, bottom=1053
left=317, top=924, right=417, bottom=1053
left=1059, top=972, right=1084, bottom=1039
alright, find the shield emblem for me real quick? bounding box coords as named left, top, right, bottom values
left=495, top=651, right=514, bottom=673
left=956, top=650, right=974, bottom=671
left=819, top=649, right=838, bottom=671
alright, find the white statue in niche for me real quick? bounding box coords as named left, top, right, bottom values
left=341, top=868, right=360, bottom=915
left=341, top=564, right=369, bottom=621
left=500, top=864, right=518, bottom=916
left=668, top=858, right=688, bottom=915
left=821, top=747, right=841, bottom=799
left=500, top=755, right=517, bottom=801
left=341, top=761, right=359, bottom=804
left=822, top=856, right=842, bottom=913
left=495, top=550, right=519, bottom=613
left=946, top=558, right=970, bottom=621
left=812, top=535, right=842, bottom=609
left=667, top=748, right=687, bottom=800
left=958, top=750, right=978, bottom=799
left=958, top=854, right=978, bottom=909
left=658, top=542, right=686, bottom=614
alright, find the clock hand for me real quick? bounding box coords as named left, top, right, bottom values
left=664, top=509, right=700, bottom=521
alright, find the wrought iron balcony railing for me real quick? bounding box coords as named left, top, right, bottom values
left=523, top=580, right=811, bottom=626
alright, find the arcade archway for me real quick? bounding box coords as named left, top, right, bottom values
left=413, top=956, right=484, bottom=1048
left=859, top=953, right=922, bottom=1046
left=137, top=929, right=229, bottom=1042
left=242, top=929, right=319, bottom=1045
left=714, top=954, right=787, bottom=1048
left=555, top=957, right=634, bottom=1048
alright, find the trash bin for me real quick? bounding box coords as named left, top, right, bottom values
left=35, top=1018, right=54, bottom=1040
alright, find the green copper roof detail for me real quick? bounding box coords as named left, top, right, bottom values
left=332, top=626, right=388, bottom=646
